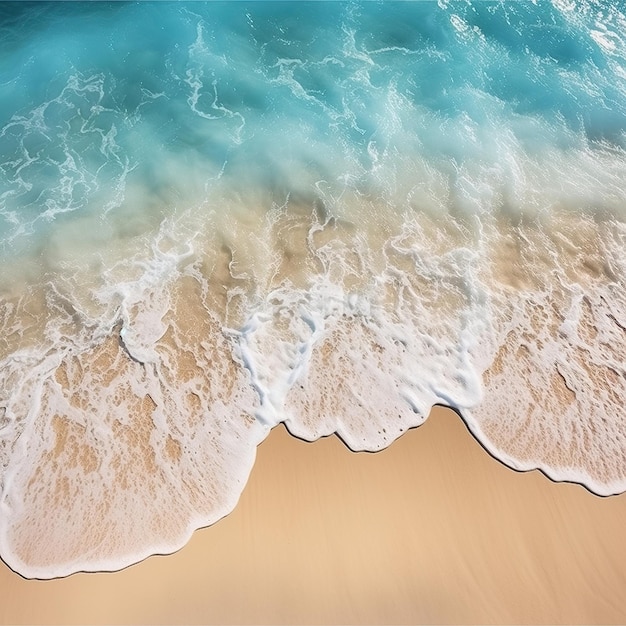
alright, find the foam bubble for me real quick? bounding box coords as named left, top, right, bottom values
left=465, top=216, right=626, bottom=495
left=0, top=239, right=267, bottom=577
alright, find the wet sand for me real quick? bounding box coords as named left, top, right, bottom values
left=2, top=405, right=626, bottom=624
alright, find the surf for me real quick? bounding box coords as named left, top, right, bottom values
left=1, top=0, right=625, bottom=578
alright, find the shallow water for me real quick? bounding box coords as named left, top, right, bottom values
left=1, top=0, right=625, bottom=578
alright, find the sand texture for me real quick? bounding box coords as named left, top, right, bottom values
left=1, top=405, right=626, bottom=625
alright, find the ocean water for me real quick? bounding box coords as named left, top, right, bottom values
left=1, top=0, right=625, bottom=578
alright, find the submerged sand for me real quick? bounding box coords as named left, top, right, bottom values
left=1, top=405, right=626, bottom=624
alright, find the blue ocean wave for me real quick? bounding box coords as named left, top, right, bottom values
left=1, top=0, right=625, bottom=578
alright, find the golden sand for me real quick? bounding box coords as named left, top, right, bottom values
left=2, top=405, right=626, bottom=624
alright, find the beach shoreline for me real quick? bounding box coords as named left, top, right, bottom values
left=3, top=2, right=626, bottom=623
left=2, top=405, right=626, bottom=625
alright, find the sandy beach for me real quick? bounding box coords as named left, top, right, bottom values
left=3, top=2, right=626, bottom=624
left=1, top=405, right=625, bottom=624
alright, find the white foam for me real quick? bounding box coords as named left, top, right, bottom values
left=0, top=220, right=268, bottom=578
left=2, top=171, right=626, bottom=579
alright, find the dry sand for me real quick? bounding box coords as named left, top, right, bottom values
left=2, top=405, right=626, bottom=625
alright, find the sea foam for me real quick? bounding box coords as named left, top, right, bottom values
left=1, top=0, right=626, bottom=578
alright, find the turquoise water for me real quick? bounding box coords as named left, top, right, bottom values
left=1, top=1, right=626, bottom=578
